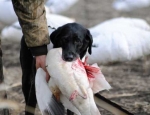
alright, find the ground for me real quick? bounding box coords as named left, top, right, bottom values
left=1, top=0, right=150, bottom=115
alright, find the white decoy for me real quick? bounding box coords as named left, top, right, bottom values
left=112, top=0, right=150, bottom=11
left=0, top=13, right=75, bottom=42
left=0, top=0, right=18, bottom=30
left=87, top=17, right=150, bottom=64
left=0, top=22, right=23, bottom=42
left=45, top=0, right=79, bottom=13
left=0, top=0, right=50, bottom=30
left=46, top=13, right=75, bottom=33
left=35, top=48, right=111, bottom=115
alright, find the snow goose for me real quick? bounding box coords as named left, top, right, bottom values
left=35, top=48, right=134, bottom=115
left=35, top=48, right=111, bottom=115
left=112, top=0, right=150, bottom=11
left=87, top=17, right=150, bottom=65
left=0, top=0, right=18, bottom=30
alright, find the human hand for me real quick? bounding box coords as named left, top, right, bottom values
left=35, top=55, right=50, bottom=82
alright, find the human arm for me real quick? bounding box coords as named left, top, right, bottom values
left=11, top=0, right=50, bottom=81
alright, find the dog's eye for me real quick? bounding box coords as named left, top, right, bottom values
left=75, top=39, right=81, bottom=44
left=75, top=39, right=83, bottom=48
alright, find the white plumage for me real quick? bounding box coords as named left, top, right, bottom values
left=35, top=68, right=65, bottom=115
left=36, top=48, right=111, bottom=115
left=0, top=0, right=18, bottom=30
left=0, top=0, right=52, bottom=26
left=112, top=0, right=150, bottom=11
left=46, top=14, right=75, bottom=34
left=46, top=48, right=100, bottom=115
left=0, top=22, right=23, bottom=42
left=87, top=17, right=150, bottom=64
left=45, top=0, right=78, bottom=13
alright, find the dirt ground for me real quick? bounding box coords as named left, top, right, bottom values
left=1, top=0, right=150, bottom=115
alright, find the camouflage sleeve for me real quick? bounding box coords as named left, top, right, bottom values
left=11, top=0, right=50, bottom=56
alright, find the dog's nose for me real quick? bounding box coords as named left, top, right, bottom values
left=65, top=52, right=74, bottom=62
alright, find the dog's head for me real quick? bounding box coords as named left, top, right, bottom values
left=50, top=23, right=93, bottom=62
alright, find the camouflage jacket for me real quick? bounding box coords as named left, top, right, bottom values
left=12, top=0, right=50, bottom=56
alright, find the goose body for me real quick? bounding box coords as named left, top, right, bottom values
left=35, top=48, right=111, bottom=115
left=46, top=48, right=100, bottom=115
left=0, top=0, right=18, bottom=30
left=113, top=0, right=150, bottom=11
left=87, top=17, right=150, bottom=64
left=1, top=22, right=23, bottom=42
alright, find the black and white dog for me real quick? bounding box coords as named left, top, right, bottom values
left=20, top=23, right=93, bottom=115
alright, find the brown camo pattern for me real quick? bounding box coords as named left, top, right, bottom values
left=11, top=0, right=50, bottom=47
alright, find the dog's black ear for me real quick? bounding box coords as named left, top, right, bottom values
left=86, top=29, right=93, bottom=54
left=50, top=27, right=62, bottom=46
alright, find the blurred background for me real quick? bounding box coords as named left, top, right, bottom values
left=0, top=0, right=150, bottom=115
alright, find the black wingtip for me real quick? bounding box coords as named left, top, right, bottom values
left=44, top=95, right=65, bottom=115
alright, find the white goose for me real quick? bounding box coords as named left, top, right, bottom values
left=112, top=0, right=150, bottom=11
left=36, top=48, right=111, bottom=115
left=87, top=17, right=150, bottom=64
left=0, top=0, right=50, bottom=30
left=45, top=0, right=79, bottom=13
left=0, top=0, right=18, bottom=30
left=35, top=48, right=134, bottom=115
